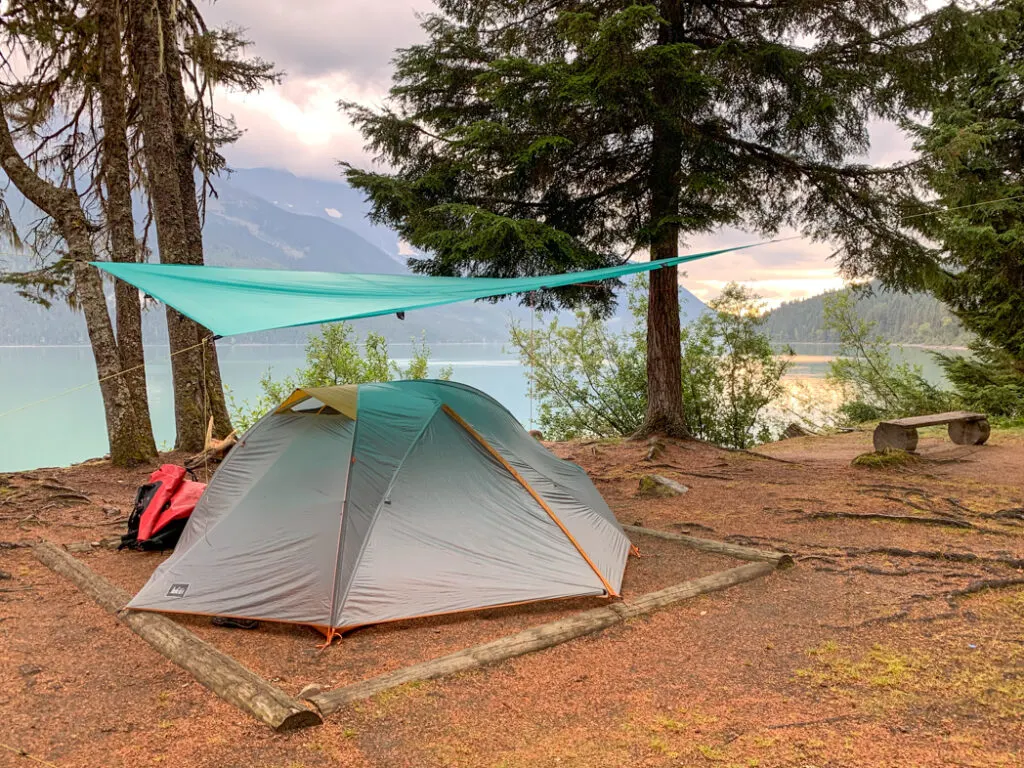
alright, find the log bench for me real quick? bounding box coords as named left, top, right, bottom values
left=873, top=411, right=990, bottom=452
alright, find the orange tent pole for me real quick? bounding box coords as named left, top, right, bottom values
left=441, top=405, right=618, bottom=597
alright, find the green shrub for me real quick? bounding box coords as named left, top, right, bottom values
left=508, top=280, right=790, bottom=448
left=228, top=324, right=451, bottom=432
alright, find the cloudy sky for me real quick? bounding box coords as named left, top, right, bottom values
left=206, top=0, right=915, bottom=309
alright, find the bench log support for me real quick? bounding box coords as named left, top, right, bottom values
left=949, top=419, right=991, bottom=446
left=873, top=423, right=919, bottom=452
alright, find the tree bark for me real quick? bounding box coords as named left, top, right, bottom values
left=129, top=0, right=207, bottom=451
left=157, top=0, right=232, bottom=437
left=98, top=0, right=157, bottom=460
left=33, top=541, right=321, bottom=732
left=0, top=105, right=147, bottom=467
left=637, top=3, right=687, bottom=438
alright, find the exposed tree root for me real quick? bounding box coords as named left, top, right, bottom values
left=856, top=483, right=930, bottom=495
left=850, top=547, right=1024, bottom=570
left=990, top=508, right=1024, bottom=521
left=674, top=471, right=735, bottom=481
left=880, top=495, right=940, bottom=513
left=640, top=464, right=735, bottom=480
left=763, top=714, right=856, bottom=731
left=944, top=577, right=1024, bottom=600
left=38, top=482, right=89, bottom=495
left=810, top=564, right=970, bottom=578
left=803, top=511, right=978, bottom=530
left=725, top=537, right=1024, bottom=573
left=825, top=609, right=960, bottom=630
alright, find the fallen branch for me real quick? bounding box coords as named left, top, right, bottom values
left=311, top=561, right=778, bottom=715
left=32, top=541, right=321, bottom=732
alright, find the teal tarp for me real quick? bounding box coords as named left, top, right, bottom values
left=92, top=242, right=763, bottom=337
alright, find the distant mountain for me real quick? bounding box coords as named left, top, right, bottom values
left=0, top=167, right=707, bottom=346
left=225, top=167, right=400, bottom=257
left=763, top=284, right=973, bottom=347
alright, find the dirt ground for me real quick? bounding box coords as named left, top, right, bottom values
left=1, top=426, right=1022, bottom=768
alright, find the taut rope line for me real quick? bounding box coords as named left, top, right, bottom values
left=0, top=336, right=214, bottom=421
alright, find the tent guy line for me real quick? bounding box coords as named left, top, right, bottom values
left=92, top=237, right=798, bottom=337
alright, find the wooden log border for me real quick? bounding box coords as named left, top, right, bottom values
left=623, top=524, right=794, bottom=566
left=35, top=523, right=793, bottom=726
left=310, top=526, right=789, bottom=716
left=32, top=541, right=322, bottom=732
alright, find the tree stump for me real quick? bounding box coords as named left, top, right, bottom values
left=948, top=419, right=990, bottom=445
left=872, top=423, right=918, bottom=452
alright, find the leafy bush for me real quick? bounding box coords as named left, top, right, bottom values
left=823, top=290, right=957, bottom=424
left=228, top=324, right=451, bottom=432
left=508, top=280, right=790, bottom=448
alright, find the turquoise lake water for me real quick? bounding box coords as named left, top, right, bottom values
left=0, top=341, right=957, bottom=472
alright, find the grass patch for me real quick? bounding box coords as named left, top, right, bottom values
left=796, top=628, right=1024, bottom=721
left=851, top=449, right=920, bottom=469
left=696, top=743, right=728, bottom=761
left=370, top=679, right=433, bottom=714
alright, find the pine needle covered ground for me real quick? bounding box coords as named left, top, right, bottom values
left=1, top=427, right=1022, bottom=767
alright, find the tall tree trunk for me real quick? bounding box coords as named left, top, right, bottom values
left=98, top=0, right=157, bottom=459
left=129, top=0, right=207, bottom=452
left=0, top=106, right=148, bottom=466
left=157, top=0, right=232, bottom=437
left=638, top=4, right=687, bottom=438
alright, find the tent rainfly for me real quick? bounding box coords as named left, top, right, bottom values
left=129, top=380, right=631, bottom=638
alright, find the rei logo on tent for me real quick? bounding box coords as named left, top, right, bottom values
left=167, top=583, right=189, bottom=598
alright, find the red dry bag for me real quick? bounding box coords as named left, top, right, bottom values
left=120, top=464, right=205, bottom=551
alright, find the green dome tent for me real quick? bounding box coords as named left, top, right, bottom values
left=129, top=380, right=631, bottom=639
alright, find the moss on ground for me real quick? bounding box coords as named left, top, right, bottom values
left=851, top=449, right=921, bottom=469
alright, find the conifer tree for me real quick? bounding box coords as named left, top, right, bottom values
left=1, top=0, right=275, bottom=454
left=345, top=0, right=995, bottom=435
left=909, top=0, right=1024, bottom=414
